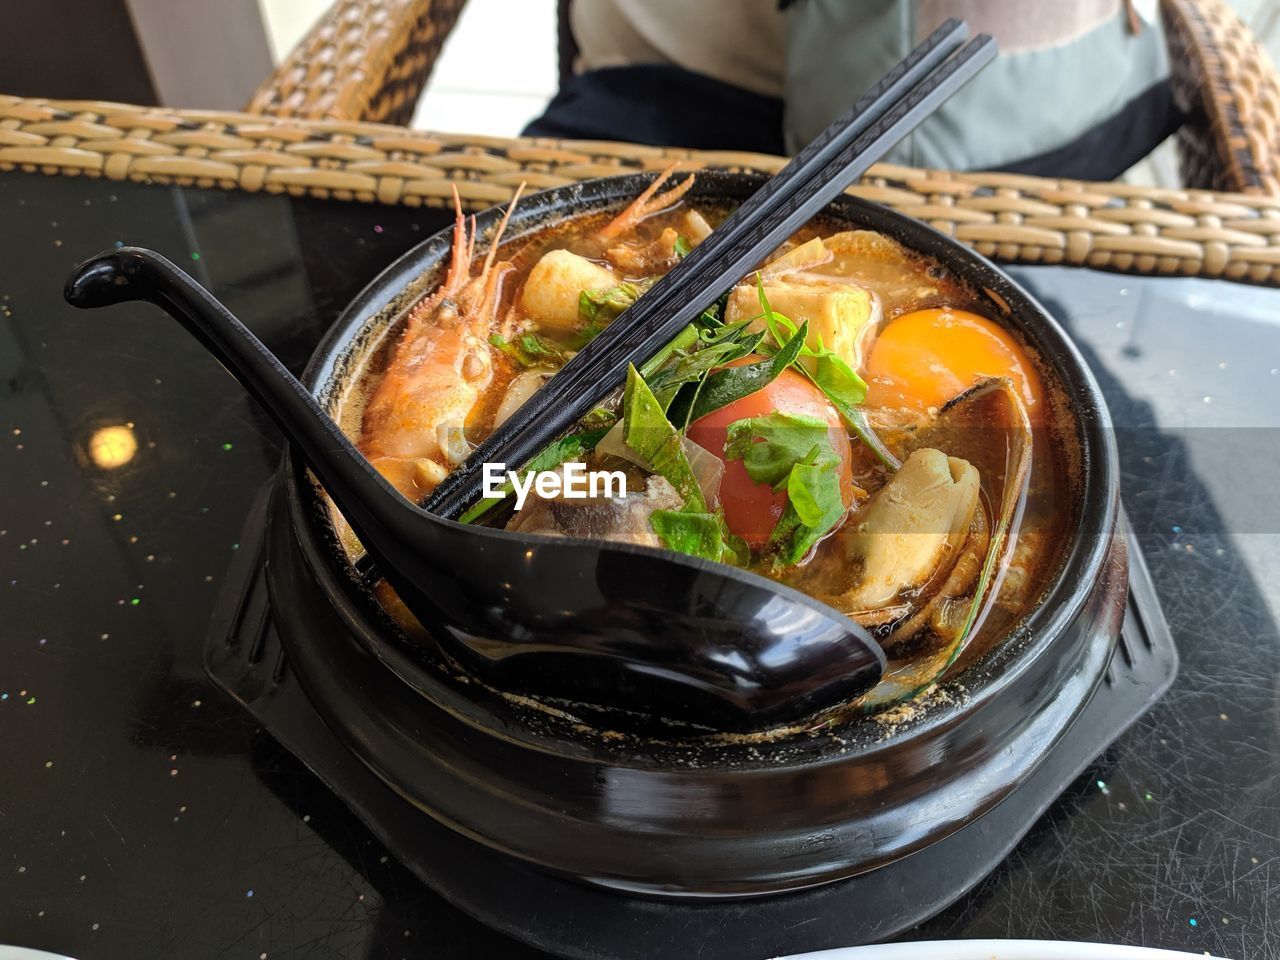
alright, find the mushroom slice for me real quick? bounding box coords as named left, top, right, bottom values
left=841, top=447, right=980, bottom=612
left=880, top=497, right=991, bottom=647
left=855, top=377, right=1034, bottom=710
left=507, top=470, right=683, bottom=548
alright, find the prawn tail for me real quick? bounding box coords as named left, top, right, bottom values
left=599, top=164, right=695, bottom=240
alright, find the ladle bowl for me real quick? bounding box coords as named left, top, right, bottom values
left=64, top=246, right=886, bottom=732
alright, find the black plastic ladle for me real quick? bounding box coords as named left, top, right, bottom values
left=64, top=248, right=885, bottom=731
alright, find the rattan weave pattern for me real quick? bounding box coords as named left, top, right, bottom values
left=5, top=94, right=1280, bottom=284
left=1163, top=0, right=1280, bottom=194
left=251, top=0, right=1280, bottom=201
left=246, top=0, right=468, bottom=126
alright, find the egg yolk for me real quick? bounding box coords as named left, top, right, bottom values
left=864, top=308, right=1044, bottom=419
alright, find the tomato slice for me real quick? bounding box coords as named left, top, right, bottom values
left=687, top=359, right=855, bottom=546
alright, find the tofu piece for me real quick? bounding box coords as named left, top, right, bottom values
left=519, top=249, right=617, bottom=332
left=725, top=279, right=877, bottom=370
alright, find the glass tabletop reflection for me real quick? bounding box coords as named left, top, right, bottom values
left=0, top=170, right=1277, bottom=960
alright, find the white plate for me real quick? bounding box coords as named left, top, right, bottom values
left=778, top=941, right=1228, bottom=960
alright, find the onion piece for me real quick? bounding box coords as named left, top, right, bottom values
left=592, top=419, right=633, bottom=466
left=595, top=421, right=723, bottom=509
left=683, top=209, right=713, bottom=246
left=683, top=437, right=724, bottom=510
left=760, top=237, right=833, bottom=281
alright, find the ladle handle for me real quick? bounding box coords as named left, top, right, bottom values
left=64, top=248, right=420, bottom=553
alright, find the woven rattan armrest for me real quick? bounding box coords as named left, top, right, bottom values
left=5, top=94, right=1280, bottom=284
left=249, top=0, right=1280, bottom=198
left=246, top=0, right=467, bottom=126
left=1163, top=0, right=1280, bottom=193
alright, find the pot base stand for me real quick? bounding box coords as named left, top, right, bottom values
left=206, top=485, right=1177, bottom=960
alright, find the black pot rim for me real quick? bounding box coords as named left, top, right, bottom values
left=267, top=171, right=1125, bottom=894
left=291, top=170, right=1119, bottom=758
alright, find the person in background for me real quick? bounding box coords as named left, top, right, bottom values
left=525, top=0, right=1179, bottom=181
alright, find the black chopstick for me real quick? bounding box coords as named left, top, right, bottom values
left=422, top=27, right=996, bottom=525
left=759, top=18, right=967, bottom=192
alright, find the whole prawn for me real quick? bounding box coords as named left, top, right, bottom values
left=359, top=185, right=523, bottom=502
left=358, top=169, right=693, bottom=503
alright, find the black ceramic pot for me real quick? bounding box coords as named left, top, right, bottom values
left=267, top=171, right=1126, bottom=897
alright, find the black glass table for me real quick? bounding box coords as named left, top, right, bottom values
left=1, top=170, right=1277, bottom=960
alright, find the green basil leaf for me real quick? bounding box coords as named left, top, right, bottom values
left=797, top=460, right=844, bottom=527
left=812, top=351, right=867, bottom=407
left=650, top=510, right=723, bottom=560
left=699, top=318, right=751, bottom=344
left=581, top=407, right=619, bottom=430
left=574, top=280, right=649, bottom=346
left=756, top=275, right=801, bottom=347
left=769, top=316, right=809, bottom=370
left=666, top=320, right=808, bottom=426
left=640, top=324, right=700, bottom=379
left=749, top=273, right=894, bottom=469
left=723, top=411, right=839, bottom=488
left=697, top=292, right=729, bottom=330
left=648, top=339, right=751, bottom=409
left=794, top=363, right=899, bottom=470
left=622, top=365, right=706, bottom=511
left=489, top=332, right=572, bottom=369
left=651, top=511, right=748, bottom=566
left=768, top=448, right=847, bottom=567
left=753, top=281, right=892, bottom=469
left=579, top=281, right=640, bottom=325
left=488, top=333, right=520, bottom=363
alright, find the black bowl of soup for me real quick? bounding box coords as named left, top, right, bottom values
left=265, top=171, right=1125, bottom=896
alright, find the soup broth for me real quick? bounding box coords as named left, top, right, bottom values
left=333, top=174, right=1079, bottom=715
